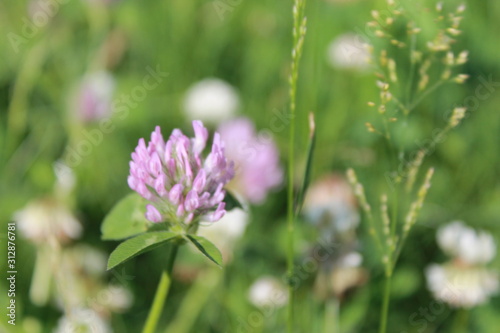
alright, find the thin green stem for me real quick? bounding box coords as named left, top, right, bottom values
left=142, top=243, right=180, bottom=333
left=164, top=269, right=220, bottom=333
left=405, top=33, right=418, bottom=107
left=6, top=41, right=47, bottom=155
left=323, top=298, right=340, bottom=333
left=287, top=1, right=307, bottom=332
left=452, top=309, right=469, bottom=333
left=407, top=80, right=445, bottom=113
left=379, top=272, right=392, bottom=333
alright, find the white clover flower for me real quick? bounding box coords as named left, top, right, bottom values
left=427, top=221, right=498, bottom=308
left=248, top=276, right=288, bottom=309
left=437, top=221, right=496, bottom=265
left=197, top=208, right=249, bottom=263
left=54, top=308, right=111, bottom=333
left=97, top=285, right=134, bottom=313
left=183, top=78, right=240, bottom=124
left=54, top=245, right=108, bottom=310
left=326, top=33, right=370, bottom=70
left=314, top=251, right=367, bottom=299
left=338, top=251, right=363, bottom=268
left=303, top=174, right=360, bottom=236
left=15, top=198, right=82, bottom=244
left=426, top=264, right=499, bottom=308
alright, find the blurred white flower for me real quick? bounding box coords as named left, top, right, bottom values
left=303, top=173, right=360, bottom=237
left=338, top=251, right=363, bottom=268
left=53, top=161, right=76, bottom=196
left=248, top=276, right=288, bottom=308
left=197, top=208, right=249, bottom=263
left=326, top=33, right=370, bottom=70
left=437, top=221, right=496, bottom=265
left=183, top=78, right=240, bottom=124
left=76, top=71, right=115, bottom=122
left=426, top=264, right=499, bottom=308
left=15, top=198, right=82, bottom=244
left=426, top=221, right=499, bottom=308
left=314, top=251, right=367, bottom=300
left=54, top=245, right=108, bottom=310
left=54, top=308, right=111, bottom=333
left=66, top=244, right=108, bottom=277
left=96, top=285, right=134, bottom=313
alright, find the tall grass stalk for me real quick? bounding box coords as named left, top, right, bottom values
left=287, top=0, right=307, bottom=332
left=348, top=3, right=469, bottom=331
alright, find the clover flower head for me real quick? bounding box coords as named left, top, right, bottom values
left=54, top=308, right=111, bottom=333
left=128, top=121, right=235, bottom=225
left=248, top=276, right=288, bottom=309
left=183, top=78, right=240, bottom=124
left=327, top=33, right=370, bottom=71
left=15, top=198, right=82, bottom=244
left=218, top=117, right=283, bottom=204
left=303, top=173, right=360, bottom=237
left=426, top=221, right=499, bottom=308
left=437, top=221, right=496, bottom=265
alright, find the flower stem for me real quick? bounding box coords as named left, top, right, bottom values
left=324, top=298, right=340, bottom=333
left=452, top=309, right=469, bottom=333
left=286, top=74, right=297, bottom=333
left=379, top=272, right=392, bottom=333
left=142, top=243, right=180, bottom=333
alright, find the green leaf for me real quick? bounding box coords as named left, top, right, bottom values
left=223, top=190, right=244, bottom=211
left=186, top=235, right=223, bottom=267
left=295, top=113, right=316, bottom=216
left=107, top=231, right=179, bottom=270
left=101, top=193, right=149, bottom=241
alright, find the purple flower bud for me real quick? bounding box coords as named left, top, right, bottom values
left=193, top=170, right=207, bottom=193
left=127, top=175, right=138, bottom=191
left=169, top=184, right=184, bottom=205
left=145, top=205, right=162, bottom=223
left=149, top=153, right=162, bottom=177
left=218, top=118, right=283, bottom=204
left=192, top=120, right=209, bottom=155
left=154, top=174, right=168, bottom=197
left=128, top=121, right=234, bottom=224
left=76, top=71, right=115, bottom=123
left=185, top=190, right=199, bottom=212
left=210, top=202, right=226, bottom=222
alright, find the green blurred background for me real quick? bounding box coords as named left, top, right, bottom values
left=1, top=0, right=499, bottom=332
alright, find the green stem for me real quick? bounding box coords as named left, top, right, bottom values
left=405, top=33, right=417, bottom=107
left=324, top=298, right=340, bottom=333
left=142, top=243, right=180, bottom=333
left=164, top=269, right=220, bottom=333
left=6, top=41, right=47, bottom=155
left=286, top=87, right=296, bottom=333
left=407, top=80, right=444, bottom=113
left=287, top=2, right=307, bottom=331
left=452, top=309, right=469, bottom=333
left=379, top=272, right=392, bottom=333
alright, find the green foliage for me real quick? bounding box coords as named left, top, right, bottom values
left=223, top=190, right=244, bottom=211
left=101, top=193, right=149, bottom=241
left=107, top=231, right=179, bottom=270
left=185, top=235, right=223, bottom=267
left=1, top=0, right=500, bottom=331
